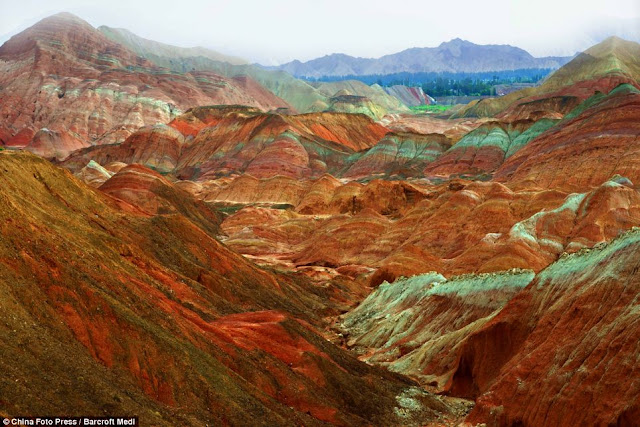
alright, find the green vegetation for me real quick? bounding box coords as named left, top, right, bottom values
left=311, top=69, right=553, bottom=97
left=409, top=104, right=453, bottom=113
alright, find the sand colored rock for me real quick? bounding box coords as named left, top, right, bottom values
left=76, top=160, right=114, bottom=187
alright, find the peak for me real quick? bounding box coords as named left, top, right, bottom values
left=440, top=38, right=472, bottom=47
left=39, top=12, right=92, bottom=27
left=602, top=35, right=626, bottom=44
left=590, top=35, right=636, bottom=50
left=584, top=35, right=640, bottom=57
left=48, top=12, right=83, bottom=20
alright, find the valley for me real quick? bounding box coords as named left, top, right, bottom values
left=1, top=10, right=640, bottom=427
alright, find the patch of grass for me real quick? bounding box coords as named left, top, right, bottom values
left=409, top=104, right=453, bottom=114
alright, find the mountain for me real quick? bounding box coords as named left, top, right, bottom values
left=97, top=25, right=329, bottom=112
left=4, top=13, right=640, bottom=426
left=98, top=26, right=247, bottom=65
left=454, top=36, right=640, bottom=118
left=267, top=39, right=572, bottom=78
left=0, top=13, right=290, bottom=158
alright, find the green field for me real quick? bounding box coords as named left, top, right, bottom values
left=409, top=104, right=454, bottom=113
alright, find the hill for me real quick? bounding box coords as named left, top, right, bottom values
left=454, top=36, right=640, bottom=118
left=98, top=25, right=329, bottom=112
left=0, top=150, right=467, bottom=425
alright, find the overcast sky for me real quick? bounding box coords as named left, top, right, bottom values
left=1, top=0, right=639, bottom=65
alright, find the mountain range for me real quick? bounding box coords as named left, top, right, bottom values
left=2, top=10, right=640, bottom=427
left=266, top=38, right=573, bottom=78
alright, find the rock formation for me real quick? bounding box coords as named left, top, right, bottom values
left=0, top=13, right=291, bottom=156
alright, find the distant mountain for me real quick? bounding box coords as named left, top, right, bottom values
left=98, top=27, right=414, bottom=115
left=267, top=39, right=573, bottom=78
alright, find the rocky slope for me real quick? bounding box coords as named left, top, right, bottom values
left=454, top=36, right=640, bottom=119
left=4, top=21, right=640, bottom=426
left=0, top=13, right=290, bottom=159
left=311, top=81, right=410, bottom=115
left=98, top=26, right=247, bottom=65
left=0, top=150, right=468, bottom=426
left=342, top=227, right=640, bottom=426
left=496, top=83, right=640, bottom=191
left=98, top=25, right=328, bottom=113
left=384, top=85, right=435, bottom=107
left=62, top=107, right=392, bottom=180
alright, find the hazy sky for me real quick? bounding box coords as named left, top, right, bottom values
left=1, top=0, right=639, bottom=64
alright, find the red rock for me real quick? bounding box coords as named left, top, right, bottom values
left=461, top=230, right=640, bottom=426
left=0, top=13, right=290, bottom=151
left=496, top=85, right=640, bottom=191
left=25, top=127, right=90, bottom=160
left=0, top=150, right=460, bottom=425
left=344, top=132, right=451, bottom=179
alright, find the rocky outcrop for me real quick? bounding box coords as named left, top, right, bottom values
left=340, top=270, right=535, bottom=390
left=342, top=225, right=640, bottom=425
left=463, top=229, right=640, bottom=425
left=384, top=85, right=435, bottom=107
